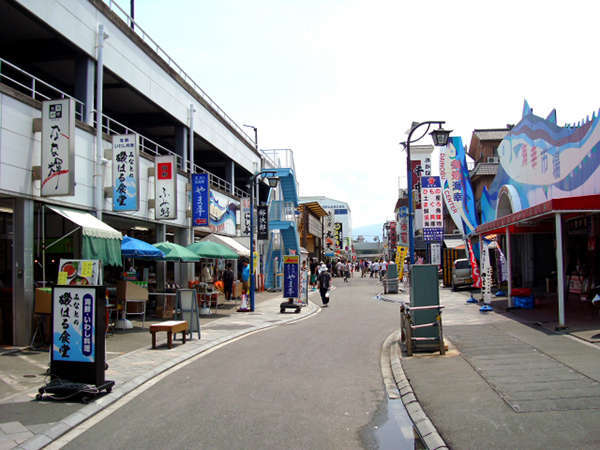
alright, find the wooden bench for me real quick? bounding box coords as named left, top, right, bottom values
left=149, top=320, right=188, bottom=349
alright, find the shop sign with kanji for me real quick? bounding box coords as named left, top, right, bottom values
left=154, top=155, right=177, bottom=220
left=41, top=99, right=75, bottom=196
left=112, top=134, right=139, bottom=211
left=334, top=222, right=343, bottom=250
left=192, top=173, right=209, bottom=226
left=283, top=255, right=299, bottom=299
left=53, top=287, right=96, bottom=363
left=257, top=205, right=269, bottom=240
left=241, top=197, right=251, bottom=236
left=421, top=175, right=444, bottom=241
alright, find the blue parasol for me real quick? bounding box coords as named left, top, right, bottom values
left=121, top=236, right=165, bottom=259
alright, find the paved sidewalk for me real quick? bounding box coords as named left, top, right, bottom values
left=385, top=287, right=600, bottom=449
left=0, top=290, right=320, bottom=450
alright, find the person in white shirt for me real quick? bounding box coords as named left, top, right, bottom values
left=371, top=261, right=379, bottom=278
left=380, top=260, right=388, bottom=281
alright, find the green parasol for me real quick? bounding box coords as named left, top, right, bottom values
left=187, top=241, right=239, bottom=259
left=153, top=241, right=200, bottom=262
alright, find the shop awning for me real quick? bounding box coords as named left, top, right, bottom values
left=47, top=205, right=123, bottom=266
left=475, top=194, right=600, bottom=235
left=202, top=234, right=250, bottom=257
left=443, top=238, right=465, bottom=249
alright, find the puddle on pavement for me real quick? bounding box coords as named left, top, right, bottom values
left=363, top=398, right=425, bottom=450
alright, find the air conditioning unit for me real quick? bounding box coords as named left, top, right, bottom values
left=487, top=156, right=499, bottom=163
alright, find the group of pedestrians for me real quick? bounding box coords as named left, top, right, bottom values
left=358, top=259, right=388, bottom=280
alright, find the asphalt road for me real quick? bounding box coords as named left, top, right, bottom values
left=60, top=276, right=404, bottom=449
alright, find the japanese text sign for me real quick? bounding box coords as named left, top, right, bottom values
left=257, top=205, right=269, bottom=240
left=421, top=176, right=443, bottom=241
left=53, top=286, right=96, bottom=363
left=41, top=99, right=75, bottom=196
left=112, top=134, right=139, bottom=211
left=283, top=255, right=299, bottom=299
left=323, top=212, right=335, bottom=256
left=155, top=155, right=177, bottom=220
left=334, top=222, right=343, bottom=251
left=192, top=173, right=209, bottom=226
left=241, top=197, right=251, bottom=236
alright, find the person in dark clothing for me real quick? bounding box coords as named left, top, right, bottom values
left=318, top=264, right=331, bottom=307
left=223, top=263, right=234, bottom=300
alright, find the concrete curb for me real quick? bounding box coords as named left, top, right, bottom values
left=384, top=330, right=449, bottom=450
left=17, top=299, right=321, bottom=450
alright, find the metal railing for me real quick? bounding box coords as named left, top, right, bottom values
left=0, top=57, right=85, bottom=121
left=269, top=201, right=297, bottom=223
left=0, top=56, right=248, bottom=198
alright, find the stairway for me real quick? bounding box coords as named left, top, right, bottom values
left=264, top=168, right=300, bottom=290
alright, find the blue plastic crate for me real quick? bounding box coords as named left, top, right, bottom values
left=514, top=295, right=534, bottom=309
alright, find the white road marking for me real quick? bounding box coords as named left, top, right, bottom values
left=46, top=327, right=276, bottom=449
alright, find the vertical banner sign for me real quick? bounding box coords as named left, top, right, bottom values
left=257, top=205, right=269, bottom=240
left=112, top=134, right=139, bottom=211
left=481, top=241, right=492, bottom=303
left=53, top=287, right=96, bottom=362
left=397, top=246, right=408, bottom=279
left=283, top=255, right=299, bottom=299
left=430, top=242, right=441, bottom=265
left=334, top=223, right=343, bottom=251
left=155, top=155, right=177, bottom=220
left=241, top=197, right=251, bottom=236
left=421, top=176, right=444, bottom=241
left=398, top=207, right=409, bottom=246
left=192, top=173, right=209, bottom=226
left=410, top=160, right=423, bottom=209
left=324, top=212, right=335, bottom=256
left=467, top=239, right=482, bottom=288
left=41, top=99, right=75, bottom=196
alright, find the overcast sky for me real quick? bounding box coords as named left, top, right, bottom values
left=115, top=0, right=600, bottom=228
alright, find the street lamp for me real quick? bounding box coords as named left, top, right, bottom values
left=401, top=121, right=452, bottom=265
left=249, top=170, right=279, bottom=311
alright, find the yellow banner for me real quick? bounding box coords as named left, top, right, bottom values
left=397, top=246, right=408, bottom=279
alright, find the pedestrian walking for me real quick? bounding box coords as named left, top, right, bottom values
left=318, top=264, right=331, bottom=307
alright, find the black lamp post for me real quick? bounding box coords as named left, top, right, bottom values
left=249, top=170, right=278, bottom=311
left=401, top=122, right=451, bottom=265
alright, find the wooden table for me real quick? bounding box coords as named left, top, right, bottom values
left=149, top=320, right=188, bottom=349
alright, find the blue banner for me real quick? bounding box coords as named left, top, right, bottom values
left=283, top=255, right=299, bottom=299
left=453, top=137, right=479, bottom=235
left=192, top=173, right=209, bottom=226
left=53, top=287, right=95, bottom=363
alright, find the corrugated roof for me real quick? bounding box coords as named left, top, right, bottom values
left=298, top=201, right=328, bottom=217
left=474, top=129, right=509, bottom=141
left=470, top=163, right=498, bottom=177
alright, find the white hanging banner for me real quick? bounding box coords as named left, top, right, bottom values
left=241, top=197, right=251, bottom=236
left=112, top=134, right=139, bottom=211
left=41, top=99, right=75, bottom=196
left=155, top=155, right=177, bottom=220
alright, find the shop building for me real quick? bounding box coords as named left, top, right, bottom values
left=475, top=102, right=600, bottom=328
left=0, top=0, right=278, bottom=345
left=297, top=201, right=327, bottom=260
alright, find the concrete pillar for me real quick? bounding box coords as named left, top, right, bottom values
left=175, top=125, right=188, bottom=171
left=74, top=56, right=95, bottom=125
left=555, top=213, right=565, bottom=328
left=155, top=223, right=166, bottom=291
left=225, top=161, right=235, bottom=195
left=174, top=227, right=193, bottom=288
left=12, top=199, right=34, bottom=346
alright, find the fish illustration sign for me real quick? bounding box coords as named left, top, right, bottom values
left=481, top=100, right=600, bottom=224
